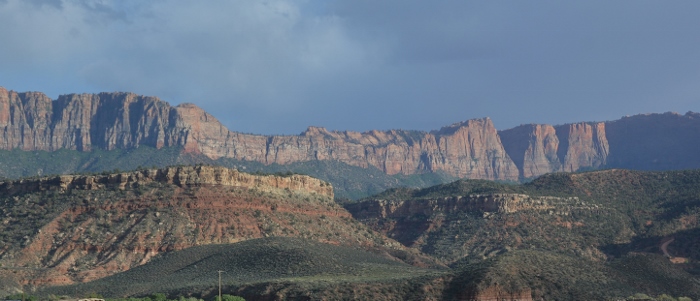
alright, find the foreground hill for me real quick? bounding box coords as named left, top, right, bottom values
left=0, top=166, right=433, bottom=296
left=2, top=87, right=700, bottom=189
left=40, top=237, right=449, bottom=300
left=37, top=226, right=700, bottom=300
left=347, top=169, right=700, bottom=299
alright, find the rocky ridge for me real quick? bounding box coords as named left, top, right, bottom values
left=345, top=193, right=604, bottom=252
left=348, top=193, right=594, bottom=219
left=0, top=166, right=433, bottom=288
left=0, top=165, right=333, bottom=198
left=2, top=87, right=700, bottom=181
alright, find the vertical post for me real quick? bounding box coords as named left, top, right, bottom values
left=218, top=270, right=224, bottom=301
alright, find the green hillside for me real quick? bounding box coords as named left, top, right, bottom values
left=348, top=169, right=700, bottom=300
left=39, top=237, right=446, bottom=299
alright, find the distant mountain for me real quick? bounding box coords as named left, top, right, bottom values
left=2, top=86, right=700, bottom=197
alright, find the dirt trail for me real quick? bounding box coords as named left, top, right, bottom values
left=660, top=237, right=674, bottom=257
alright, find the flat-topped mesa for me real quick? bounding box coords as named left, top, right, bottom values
left=348, top=193, right=595, bottom=219
left=0, top=166, right=334, bottom=199
left=4, top=87, right=700, bottom=181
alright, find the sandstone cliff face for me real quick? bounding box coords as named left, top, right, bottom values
left=3, top=87, right=699, bottom=181
left=0, top=87, right=520, bottom=180
left=500, top=122, right=610, bottom=178
left=499, top=124, right=562, bottom=179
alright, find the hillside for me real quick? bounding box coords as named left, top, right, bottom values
left=0, top=166, right=435, bottom=296
left=2, top=168, right=700, bottom=300
left=3, top=87, right=700, bottom=188
left=447, top=250, right=700, bottom=300
left=39, top=237, right=448, bottom=300
left=347, top=169, right=700, bottom=299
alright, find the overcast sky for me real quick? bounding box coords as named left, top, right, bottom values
left=1, top=0, right=699, bottom=135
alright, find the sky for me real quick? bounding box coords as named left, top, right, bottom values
left=1, top=0, right=699, bottom=135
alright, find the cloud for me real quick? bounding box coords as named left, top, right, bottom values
left=1, top=0, right=699, bottom=134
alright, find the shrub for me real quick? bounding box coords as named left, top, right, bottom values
left=215, top=295, right=245, bottom=301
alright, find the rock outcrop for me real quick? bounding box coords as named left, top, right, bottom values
left=348, top=194, right=594, bottom=220
left=0, top=165, right=333, bottom=198
left=499, top=122, right=609, bottom=178
left=0, top=167, right=433, bottom=286
left=2, top=87, right=699, bottom=181
left=347, top=193, right=600, bottom=249
left=0, top=87, right=520, bottom=180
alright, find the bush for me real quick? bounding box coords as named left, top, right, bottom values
left=215, top=295, right=245, bottom=301
left=5, top=293, right=37, bottom=301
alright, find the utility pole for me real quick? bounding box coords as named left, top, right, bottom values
left=217, top=270, right=225, bottom=301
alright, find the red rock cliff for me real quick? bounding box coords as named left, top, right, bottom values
left=0, top=88, right=519, bottom=180
left=3, top=87, right=699, bottom=180
left=500, top=122, right=610, bottom=178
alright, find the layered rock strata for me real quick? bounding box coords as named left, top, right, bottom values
left=2, top=87, right=699, bottom=180
left=0, top=165, right=333, bottom=198
left=0, top=88, right=519, bottom=180
left=346, top=193, right=607, bottom=261
left=0, top=167, right=423, bottom=286
left=499, top=122, right=609, bottom=178
left=346, top=193, right=596, bottom=220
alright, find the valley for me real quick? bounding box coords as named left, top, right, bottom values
left=0, top=88, right=699, bottom=300
left=0, top=167, right=698, bottom=300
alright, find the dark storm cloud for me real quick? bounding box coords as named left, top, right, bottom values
left=0, top=0, right=698, bottom=134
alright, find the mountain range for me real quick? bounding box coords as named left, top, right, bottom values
left=1, top=87, right=700, bottom=300
left=3, top=87, right=700, bottom=186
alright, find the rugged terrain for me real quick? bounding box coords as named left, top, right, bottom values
left=346, top=169, right=700, bottom=300
left=3, top=87, right=700, bottom=185
left=2, top=168, right=700, bottom=300
left=0, top=166, right=434, bottom=295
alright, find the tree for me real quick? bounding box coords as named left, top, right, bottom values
left=150, top=293, right=167, bottom=301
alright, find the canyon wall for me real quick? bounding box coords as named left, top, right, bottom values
left=498, top=112, right=700, bottom=178
left=499, top=122, right=610, bottom=178
left=0, top=87, right=518, bottom=180
left=2, top=87, right=699, bottom=180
